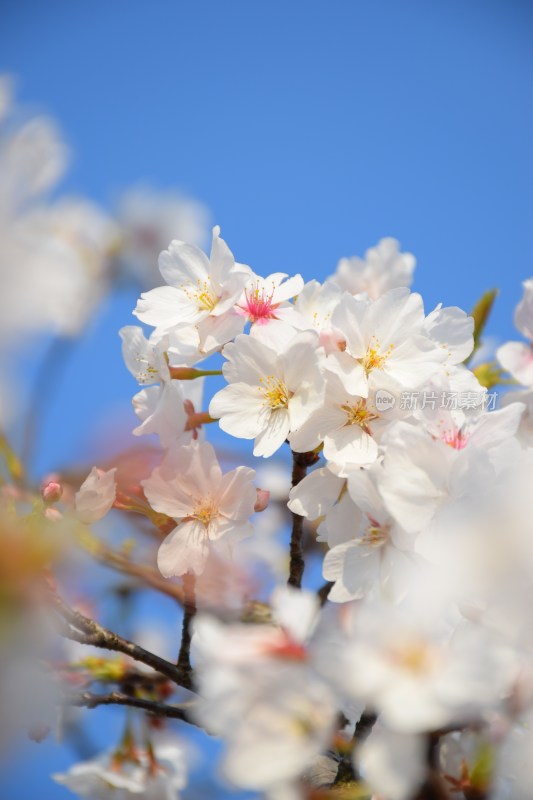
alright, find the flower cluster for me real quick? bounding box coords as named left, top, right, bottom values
left=4, top=77, right=533, bottom=800
left=95, top=222, right=533, bottom=798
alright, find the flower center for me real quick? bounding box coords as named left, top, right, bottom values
left=182, top=279, right=218, bottom=312
left=360, top=338, right=394, bottom=374
left=360, top=516, right=389, bottom=548
left=241, top=283, right=277, bottom=323
left=192, top=498, right=218, bottom=526
left=390, top=638, right=438, bottom=674
left=341, top=399, right=379, bottom=433
left=441, top=428, right=469, bottom=450
left=260, top=376, right=292, bottom=409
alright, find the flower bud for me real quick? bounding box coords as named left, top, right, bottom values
left=254, top=488, right=270, bottom=513
left=41, top=480, right=63, bottom=505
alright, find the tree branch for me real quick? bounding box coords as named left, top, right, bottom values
left=51, top=594, right=191, bottom=688
left=64, top=691, right=192, bottom=722
left=176, top=573, right=196, bottom=690
left=288, top=450, right=319, bottom=588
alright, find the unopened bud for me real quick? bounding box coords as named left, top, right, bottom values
left=254, top=488, right=270, bottom=513
left=41, top=480, right=63, bottom=505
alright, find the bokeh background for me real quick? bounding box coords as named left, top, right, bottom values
left=0, top=0, right=532, bottom=797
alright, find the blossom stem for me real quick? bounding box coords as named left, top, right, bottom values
left=176, top=573, right=196, bottom=690
left=184, top=411, right=216, bottom=430
left=168, top=367, right=222, bottom=380
left=288, top=450, right=320, bottom=589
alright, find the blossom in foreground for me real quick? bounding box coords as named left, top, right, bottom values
left=75, top=467, right=117, bottom=524
left=52, top=736, right=187, bottom=799
left=315, top=597, right=516, bottom=734
left=356, top=724, right=426, bottom=800
left=134, top=225, right=250, bottom=352
left=192, top=588, right=338, bottom=795
left=142, top=441, right=257, bottom=576
left=209, top=329, right=325, bottom=457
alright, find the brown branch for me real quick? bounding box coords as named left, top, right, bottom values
left=51, top=594, right=191, bottom=688
left=176, top=573, right=196, bottom=690
left=317, top=580, right=333, bottom=605
left=64, top=691, right=192, bottom=722
left=288, top=450, right=319, bottom=588
left=413, top=733, right=449, bottom=800
left=334, top=711, right=377, bottom=786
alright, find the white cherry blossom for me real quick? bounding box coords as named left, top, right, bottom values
left=134, top=226, right=250, bottom=352
left=75, top=467, right=117, bottom=524
left=142, top=441, right=256, bottom=577
left=209, top=329, right=325, bottom=457
left=52, top=736, right=187, bottom=799
left=327, top=288, right=448, bottom=397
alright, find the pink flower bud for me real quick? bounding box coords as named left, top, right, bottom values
left=254, top=488, right=270, bottom=513
left=41, top=481, right=63, bottom=505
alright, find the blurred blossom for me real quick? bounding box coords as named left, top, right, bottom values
left=0, top=488, right=69, bottom=748
left=0, top=79, right=119, bottom=342
left=52, top=732, right=188, bottom=799
left=116, top=185, right=211, bottom=288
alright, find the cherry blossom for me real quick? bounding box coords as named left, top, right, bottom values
left=134, top=225, right=250, bottom=352
left=209, top=329, right=325, bottom=457
left=328, top=237, right=416, bottom=300
left=75, top=467, right=117, bottom=524
left=141, top=441, right=257, bottom=576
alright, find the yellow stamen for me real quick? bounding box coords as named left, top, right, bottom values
left=182, top=279, right=218, bottom=312
left=260, top=376, right=292, bottom=409
left=192, top=499, right=218, bottom=526
left=360, top=338, right=394, bottom=374
left=341, top=399, right=379, bottom=433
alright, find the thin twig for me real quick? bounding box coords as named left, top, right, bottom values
left=413, top=733, right=449, bottom=800
left=288, top=450, right=319, bottom=588
left=334, top=711, right=377, bottom=785
left=64, top=691, right=191, bottom=722
left=176, top=573, right=196, bottom=690
left=51, top=594, right=191, bottom=688
left=318, top=580, right=333, bottom=605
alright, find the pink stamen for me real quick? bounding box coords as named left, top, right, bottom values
left=441, top=428, right=469, bottom=450
left=240, top=285, right=279, bottom=324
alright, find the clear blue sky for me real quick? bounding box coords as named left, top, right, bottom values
left=0, top=1, right=532, bottom=797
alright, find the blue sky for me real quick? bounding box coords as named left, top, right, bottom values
left=1, top=0, right=532, bottom=480
left=0, top=1, right=532, bottom=797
